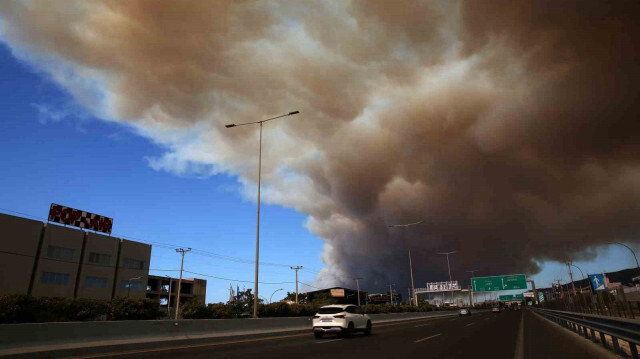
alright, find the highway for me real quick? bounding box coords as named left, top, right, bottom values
left=67, top=309, right=616, bottom=359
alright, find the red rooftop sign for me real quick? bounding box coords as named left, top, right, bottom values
left=48, top=203, right=113, bottom=234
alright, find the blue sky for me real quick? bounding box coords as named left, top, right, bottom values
left=0, top=43, right=325, bottom=303
left=1, top=30, right=638, bottom=303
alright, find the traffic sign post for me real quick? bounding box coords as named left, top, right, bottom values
left=589, top=273, right=606, bottom=292
left=471, top=274, right=527, bottom=292
left=499, top=293, right=525, bottom=301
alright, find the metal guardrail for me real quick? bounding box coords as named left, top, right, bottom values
left=532, top=307, right=640, bottom=357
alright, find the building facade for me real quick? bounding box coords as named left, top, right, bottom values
left=0, top=213, right=151, bottom=300
left=146, top=275, right=207, bottom=308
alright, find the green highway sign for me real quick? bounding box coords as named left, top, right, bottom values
left=514, top=294, right=524, bottom=300
left=471, top=274, right=527, bottom=292
left=499, top=295, right=513, bottom=301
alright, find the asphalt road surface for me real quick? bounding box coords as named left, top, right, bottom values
left=69, top=309, right=616, bottom=359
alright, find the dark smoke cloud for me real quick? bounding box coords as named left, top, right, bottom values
left=1, top=1, right=639, bottom=291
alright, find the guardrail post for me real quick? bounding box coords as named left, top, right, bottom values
left=630, top=342, right=639, bottom=359
left=590, top=328, right=597, bottom=343
left=600, top=332, right=609, bottom=349
left=583, top=326, right=589, bottom=339
left=612, top=336, right=622, bottom=355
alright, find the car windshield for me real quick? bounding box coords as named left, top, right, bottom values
left=318, top=307, right=344, bottom=314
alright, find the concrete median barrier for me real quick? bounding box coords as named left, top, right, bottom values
left=0, top=310, right=465, bottom=354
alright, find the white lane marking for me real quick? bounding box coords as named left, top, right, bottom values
left=465, top=322, right=476, bottom=327
left=513, top=312, right=524, bottom=359
left=375, top=315, right=457, bottom=328
left=316, top=339, right=343, bottom=344
left=414, top=333, right=442, bottom=343
left=414, top=323, right=431, bottom=327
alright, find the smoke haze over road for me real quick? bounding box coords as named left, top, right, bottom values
left=1, top=0, right=639, bottom=290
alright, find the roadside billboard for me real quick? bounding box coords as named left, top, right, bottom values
left=424, top=281, right=460, bottom=292
left=48, top=203, right=113, bottom=234
left=330, top=288, right=345, bottom=297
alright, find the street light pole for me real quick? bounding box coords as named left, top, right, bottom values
left=226, top=111, right=300, bottom=318
left=269, top=288, right=283, bottom=304
left=571, top=264, right=587, bottom=291
left=609, top=242, right=640, bottom=276
left=127, top=277, right=142, bottom=298
left=566, top=260, right=577, bottom=295
left=388, top=220, right=424, bottom=306
left=438, top=251, right=456, bottom=305
left=165, top=275, right=172, bottom=316
left=354, top=278, right=362, bottom=306
left=175, top=248, right=191, bottom=320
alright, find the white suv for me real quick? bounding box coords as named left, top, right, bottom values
left=312, top=304, right=372, bottom=338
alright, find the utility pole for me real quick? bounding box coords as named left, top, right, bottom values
left=290, top=266, right=302, bottom=304
left=175, top=248, right=191, bottom=320
left=467, top=270, right=478, bottom=307
left=354, top=278, right=362, bottom=306
left=566, top=261, right=577, bottom=295
left=389, top=284, right=394, bottom=306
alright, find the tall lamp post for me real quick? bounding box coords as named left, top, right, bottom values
left=438, top=251, right=457, bottom=305
left=269, top=288, right=283, bottom=304
left=388, top=220, right=424, bottom=306
left=165, top=275, right=173, bottom=316
left=354, top=278, right=362, bottom=306
left=609, top=242, right=640, bottom=276
left=127, top=277, right=142, bottom=298
left=226, top=110, right=300, bottom=318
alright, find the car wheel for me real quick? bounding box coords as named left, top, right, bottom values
left=343, top=322, right=354, bottom=338
left=314, top=332, right=324, bottom=339
left=364, top=321, right=372, bottom=336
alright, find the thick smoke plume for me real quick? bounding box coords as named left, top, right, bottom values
left=1, top=1, right=639, bottom=291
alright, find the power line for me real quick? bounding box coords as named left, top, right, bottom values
left=183, top=270, right=295, bottom=285
left=0, top=207, right=322, bottom=273
left=299, top=281, right=321, bottom=290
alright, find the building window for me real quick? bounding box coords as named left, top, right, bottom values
left=47, top=246, right=75, bottom=261
left=88, top=252, right=111, bottom=265
left=123, top=258, right=144, bottom=270
left=85, top=276, right=108, bottom=289
left=121, top=281, right=142, bottom=291
left=41, top=272, right=69, bottom=285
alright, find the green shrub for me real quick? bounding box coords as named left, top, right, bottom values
left=0, top=295, right=112, bottom=323
left=109, top=297, right=165, bottom=320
